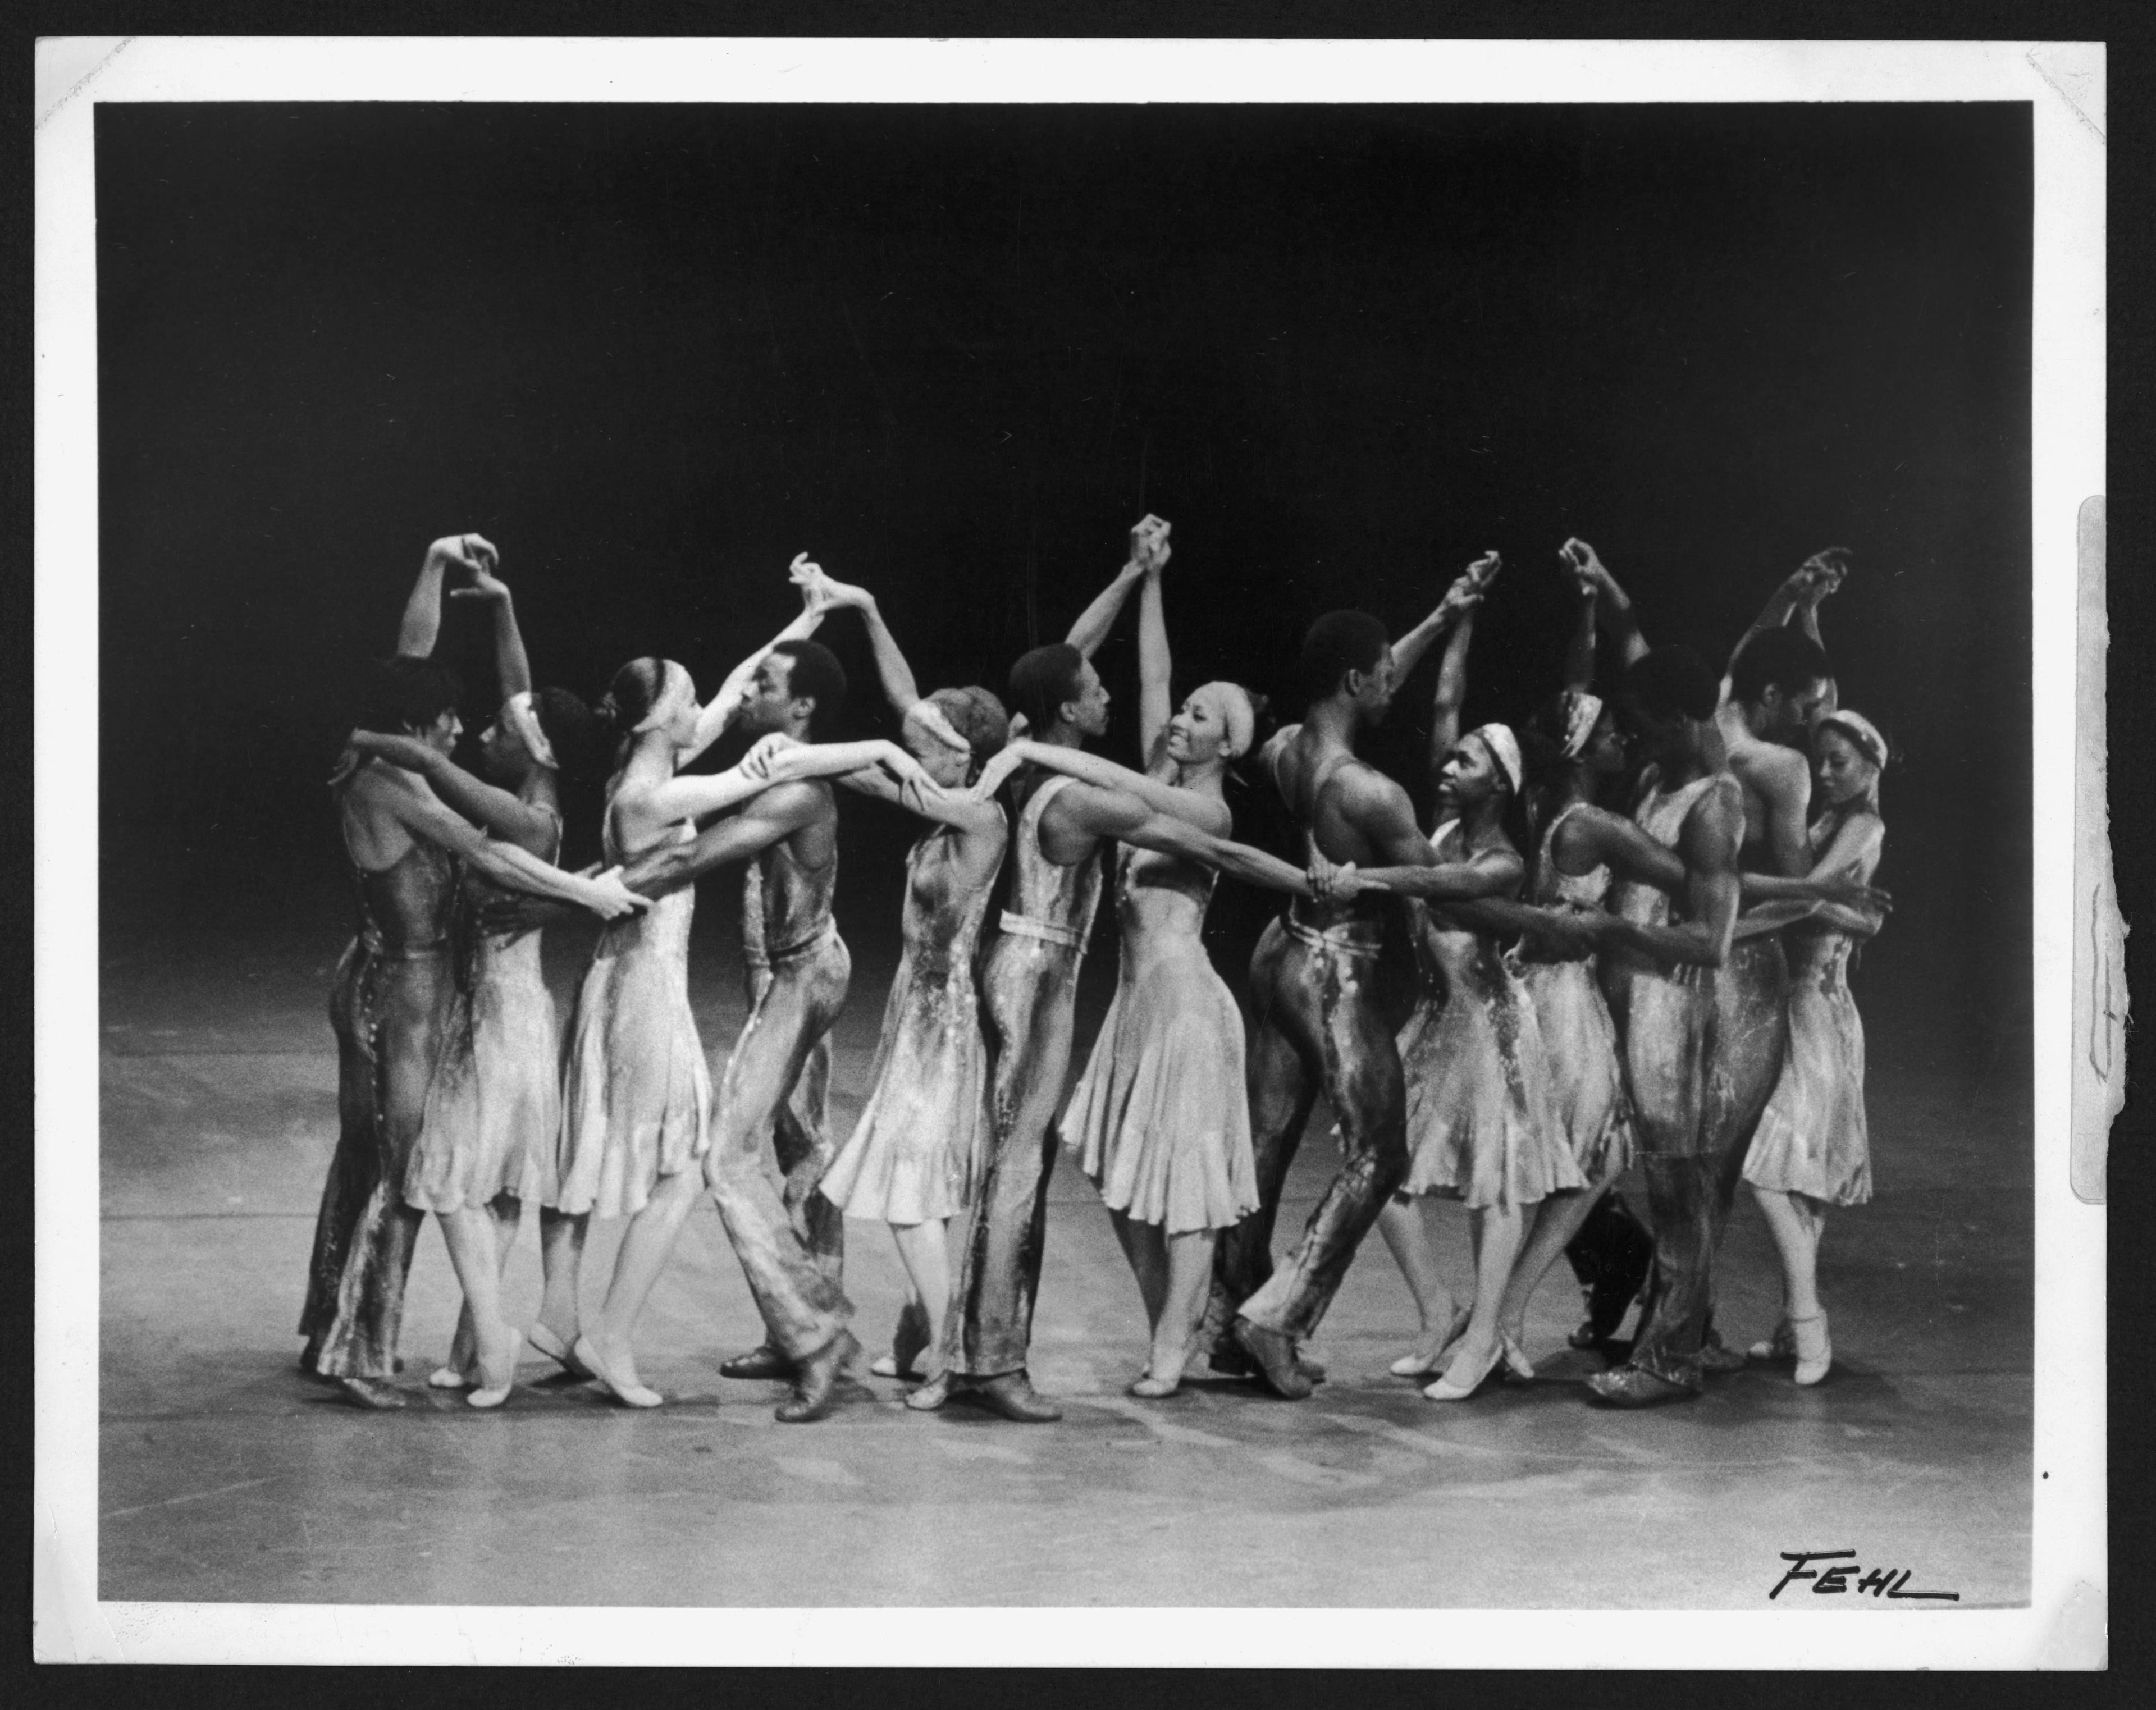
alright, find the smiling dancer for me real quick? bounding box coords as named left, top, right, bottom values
left=802, top=568, right=1013, bottom=1383
left=965, top=532, right=1288, bottom=1398
left=907, top=519, right=1318, bottom=1421
left=302, top=536, right=647, bottom=1410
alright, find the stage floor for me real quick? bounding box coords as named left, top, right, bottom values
left=96, top=902, right=2032, bottom=1610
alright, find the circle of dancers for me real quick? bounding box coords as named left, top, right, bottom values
left=300, top=520, right=1891, bottom=1422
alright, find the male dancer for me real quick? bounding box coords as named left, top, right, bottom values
left=1583, top=646, right=1772, bottom=1407
left=596, top=637, right=865, bottom=1422
left=1201, top=608, right=1445, bottom=1400
left=910, top=518, right=1322, bottom=1421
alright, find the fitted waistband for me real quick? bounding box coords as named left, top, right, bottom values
left=999, top=910, right=1088, bottom=952
left=746, top=917, right=842, bottom=971
left=1282, top=912, right=1384, bottom=962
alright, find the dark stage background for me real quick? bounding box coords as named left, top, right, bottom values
left=97, top=102, right=2031, bottom=1077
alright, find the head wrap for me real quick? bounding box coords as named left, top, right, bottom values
left=633, top=660, right=696, bottom=734
left=1557, top=691, right=1605, bottom=761
left=904, top=696, right=974, bottom=756
left=1468, top=722, right=1524, bottom=797
left=1195, top=681, right=1258, bottom=761
left=501, top=690, right=560, bottom=770
left=1816, top=708, right=1888, bottom=770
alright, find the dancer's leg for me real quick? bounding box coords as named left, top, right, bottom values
left=438, top=1207, right=517, bottom=1386
left=1378, top=1196, right=1461, bottom=1363
left=1499, top=1177, right=1614, bottom=1343
left=1111, top=1209, right=1170, bottom=1328
left=536, top=1206, right=588, bottom=1351
left=440, top=1193, right=521, bottom=1382
left=581, top=1168, right=701, bottom=1398
left=1145, top=1229, right=1214, bottom=1387
left=1447, top=1204, right=1525, bottom=1365
left=1750, top=1185, right=1822, bottom=1322
left=889, top=1219, right=950, bottom=1373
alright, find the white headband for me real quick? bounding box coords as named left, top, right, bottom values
left=501, top=691, right=559, bottom=770
left=1469, top=722, right=1524, bottom=797
left=1195, top=681, right=1258, bottom=760
left=1817, top=708, right=1888, bottom=770
left=1559, top=692, right=1605, bottom=761
left=904, top=697, right=974, bottom=756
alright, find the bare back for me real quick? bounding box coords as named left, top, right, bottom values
left=1271, top=724, right=1407, bottom=935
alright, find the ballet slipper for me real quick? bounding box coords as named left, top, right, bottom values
left=1790, top=1311, right=1832, bottom=1387
left=1748, top=1318, right=1797, bottom=1362
left=775, top=1331, right=859, bottom=1424
left=574, top=1333, right=663, bottom=1409
left=1423, top=1338, right=1504, bottom=1402
left=467, top=1329, right=524, bottom=1410
left=335, top=1376, right=407, bottom=1411
left=1129, top=1372, right=1182, bottom=1400
left=427, top=1363, right=473, bottom=1391
left=904, top=1370, right=953, bottom=1412
left=1232, top=1319, right=1313, bottom=1400
left=529, top=1322, right=591, bottom=1378
left=1389, top=1305, right=1472, bottom=1377
left=1499, top=1333, right=1536, bottom=1383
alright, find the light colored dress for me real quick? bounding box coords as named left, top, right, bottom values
left=1743, top=816, right=1880, bottom=1206
left=1507, top=803, right=1636, bottom=1182
left=551, top=807, right=711, bottom=1218
left=1397, top=821, right=1582, bottom=1209
left=405, top=812, right=562, bottom=1213
left=1061, top=843, right=1260, bottom=1233
left=820, top=814, right=1007, bottom=1224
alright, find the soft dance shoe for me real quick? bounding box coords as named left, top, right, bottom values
left=1584, top=1365, right=1698, bottom=1409
left=528, top=1322, right=592, bottom=1379
left=903, top=1370, right=953, bottom=1412
left=1790, top=1312, right=1833, bottom=1387
left=1388, top=1306, right=1471, bottom=1377
left=1232, top=1318, right=1314, bottom=1400
left=1748, top=1318, right=1798, bottom=1362
left=775, top=1331, right=859, bottom=1424
left=1423, top=1339, right=1504, bottom=1402
left=720, top=1344, right=793, bottom=1381
left=574, top=1334, right=663, bottom=1409
left=1499, top=1333, right=1536, bottom=1383
left=467, top=1329, right=524, bottom=1411
left=427, top=1363, right=473, bottom=1391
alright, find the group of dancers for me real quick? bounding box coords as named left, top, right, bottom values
left=299, top=516, right=1890, bottom=1423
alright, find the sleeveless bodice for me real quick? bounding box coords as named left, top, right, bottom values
left=341, top=783, right=461, bottom=959
left=1412, top=821, right=1508, bottom=993
left=601, top=788, right=697, bottom=963
left=1007, top=775, right=1103, bottom=943
left=468, top=807, right=563, bottom=961
left=901, top=817, right=1002, bottom=979
left=744, top=798, right=838, bottom=961
left=1612, top=772, right=1732, bottom=929
left=1533, top=803, right=1613, bottom=911
left=1115, top=842, right=1216, bottom=945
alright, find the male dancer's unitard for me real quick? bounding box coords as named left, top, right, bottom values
left=704, top=812, right=852, bottom=1361
left=1600, top=773, right=1788, bottom=1391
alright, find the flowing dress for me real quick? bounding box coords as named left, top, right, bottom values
left=302, top=808, right=462, bottom=1378
left=552, top=806, right=711, bottom=1218
left=821, top=814, right=1006, bottom=1224
left=404, top=811, right=563, bottom=1213
left=1061, top=843, right=1260, bottom=1233
left=1507, top=803, right=1636, bottom=1182
left=1396, top=821, right=1581, bottom=1209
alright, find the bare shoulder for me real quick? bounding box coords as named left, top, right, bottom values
left=1730, top=739, right=1807, bottom=796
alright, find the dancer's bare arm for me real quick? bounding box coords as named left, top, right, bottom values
left=1560, top=551, right=1598, bottom=692
left=1391, top=553, right=1497, bottom=685
left=1564, top=538, right=1648, bottom=669
left=365, top=766, right=645, bottom=917
left=1721, top=548, right=1846, bottom=710
left=1598, top=781, right=1743, bottom=967
left=344, top=730, right=560, bottom=854
left=1045, top=780, right=1313, bottom=896
left=835, top=765, right=1004, bottom=837
left=812, top=577, right=925, bottom=717
left=1317, top=844, right=1522, bottom=904
left=1065, top=515, right=1169, bottom=659
left=1330, top=763, right=1445, bottom=871
left=1730, top=741, right=1815, bottom=877
left=448, top=550, right=533, bottom=699
left=628, top=735, right=938, bottom=832
left=1426, top=583, right=1484, bottom=786
left=971, top=739, right=1231, bottom=836
left=1136, top=542, right=1175, bottom=776
left=1551, top=801, right=1883, bottom=912
left=678, top=559, right=832, bottom=764
left=615, top=781, right=827, bottom=900
left=394, top=534, right=488, bottom=658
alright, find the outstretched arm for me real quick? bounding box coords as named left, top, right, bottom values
left=1049, top=780, right=1313, bottom=897
left=974, top=738, right=1230, bottom=836
left=1391, top=552, right=1499, bottom=684
left=616, top=780, right=826, bottom=900
left=637, top=735, right=938, bottom=829
left=1564, top=538, right=1647, bottom=669
left=447, top=550, right=532, bottom=699
left=837, top=765, right=1006, bottom=836
left=679, top=558, right=832, bottom=764
left=1323, top=844, right=1522, bottom=904
left=373, top=770, right=642, bottom=917
left=1064, top=515, right=1167, bottom=659
left=346, top=731, right=559, bottom=854
left=395, top=534, right=487, bottom=659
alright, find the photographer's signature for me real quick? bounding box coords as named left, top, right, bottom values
left=1769, top=1551, right=1960, bottom=1602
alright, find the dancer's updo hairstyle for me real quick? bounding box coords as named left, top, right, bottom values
left=925, top=685, right=1011, bottom=785
left=591, top=657, right=672, bottom=767
left=531, top=686, right=600, bottom=783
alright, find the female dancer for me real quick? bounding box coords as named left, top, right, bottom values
left=967, top=532, right=1319, bottom=1397
left=553, top=567, right=944, bottom=1403
left=342, top=546, right=599, bottom=1397
left=306, top=536, right=649, bottom=1410
left=1333, top=555, right=1583, bottom=1402
left=800, top=568, right=1012, bottom=1382
left=1741, top=710, right=1889, bottom=1384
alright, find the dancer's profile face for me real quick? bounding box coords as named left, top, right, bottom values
left=1583, top=709, right=1628, bottom=775
left=1166, top=689, right=1229, bottom=765
left=415, top=707, right=461, bottom=756
left=1349, top=647, right=1397, bottom=720
left=1063, top=658, right=1110, bottom=739
left=741, top=655, right=801, bottom=735
left=1762, top=675, right=1832, bottom=744
left=1814, top=727, right=1877, bottom=806
left=477, top=717, right=523, bottom=781
left=1436, top=736, right=1499, bottom=811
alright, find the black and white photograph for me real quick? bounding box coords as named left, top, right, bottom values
left=34, top=35, right=2106, bottom=1667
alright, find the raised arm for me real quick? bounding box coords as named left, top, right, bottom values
left=1390, top=552, right=1499, bottom=684
left=1136, top=548, right=1173, bottom=774
left=1049, top=781, right=1313, bottom=897
left=1427, top=602, right=1480, bottom=784
left=346, top=730, right=560, bottom=854
left=614, top=781, right=826, bottom=900
left=1564, top=538, right=1647, bottom=669
left=1064, top=515, right=1167, bottom=659
left=447, top=550, right=532, bottom=698
left=1560, top=551, right=1597, bottom=693
left=372, top=769, right=642, bottom=917
left=395, top=534, right=487, bottom=659
left=679, top=558, right=832, bottom=764
left=971, top=739, right=1230, bottom=835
